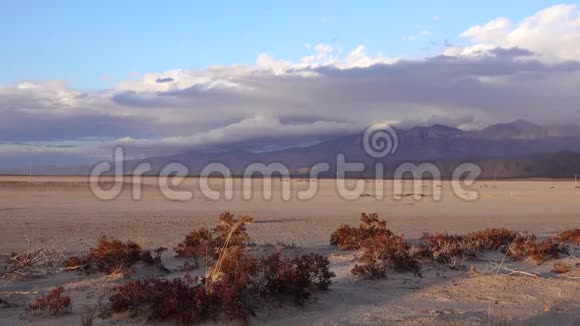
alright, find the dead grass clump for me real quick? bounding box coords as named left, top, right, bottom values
left=556, top=229, right=580, bottom=244
left=506, top=234, right=569, bottom=264
left=330, top=213, right=394, bottom=250
left=63, top=236, right=163, bottom=274
left=464, top=228, right=520, bottom=251
left=175, top=212, right=254, bottom=260
left=351, top=234, right=421, bottom=279
left=1, top=239, right=64, bottom=279
left=26, top=286, right=71, bottom=315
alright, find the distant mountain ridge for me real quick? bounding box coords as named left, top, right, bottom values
left=3, top=120, right=580, bottom=178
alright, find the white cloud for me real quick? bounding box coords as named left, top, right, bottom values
left=450, top=4, right=580, bottom=62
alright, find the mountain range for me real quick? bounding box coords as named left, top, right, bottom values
left=4, top=120, right=580, bottom=178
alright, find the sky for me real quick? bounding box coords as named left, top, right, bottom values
left=1, top=1, right=580, bottom=166
left=0, top=0, right=567, bottom=89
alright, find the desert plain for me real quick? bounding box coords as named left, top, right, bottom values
left=0, top=176, right=579, bottom=325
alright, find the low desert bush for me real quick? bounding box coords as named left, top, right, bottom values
left=106, top=277, right=251, bottom=324
left=464, top=228, right=520, bottom=251
left=417, top=228, right=526, bottom=267
left=26, top=286, right=71, bottom=315
left=63, top=236, right=164, bottom=274
left=351, top=234, right=421, bottom=279
left=175, top=212, right=254, bottom=260
left=506, top=234, right=569, bottom=264
left=418, top=233, right=474, bottom=267
left=556, top=229, right=580, bottom=244
left=104, top=250, right=335, bottom=324
left=103, top=211, right=334, bottom=325
left=330, top=213, right=394, bottom=250
left=255, top=252, right=335, bottom=303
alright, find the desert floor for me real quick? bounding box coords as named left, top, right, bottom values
left=0, top=176, right=579, bottom=325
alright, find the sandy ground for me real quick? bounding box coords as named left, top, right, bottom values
left=0, top=176, right=579, bottom=325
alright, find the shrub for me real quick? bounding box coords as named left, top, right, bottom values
left=556, top=229, right=580, bottom=244
left=419, top=233, right=474, bottom=267
left=464, top=228, right=520, bottom=251
left=330, top=213, right=394, bottom=250
left=174, top=227, right=216, bottom=259
left=506, top=234, right=569, bottom=264
left=207, top=246, right=257, bottom=292
left=419, top=229, right=521, bottom=267
left=351, top=234, right=421, bottom=279
left=107, top=277, right=249, bottom=324
left=105, top=250, right=335, bottom=324
left=63, top=237, right=163, bottom=274
left=175, top=212, right=254, bottom=260
left=256, top=252, right=335, bottom=304
left=26, top=286, right=71, bottom=315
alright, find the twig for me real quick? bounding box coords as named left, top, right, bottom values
left=499, top=267, right=541, bottom=277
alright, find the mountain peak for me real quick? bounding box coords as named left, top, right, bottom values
left=477, top=120, right=545, bottom=140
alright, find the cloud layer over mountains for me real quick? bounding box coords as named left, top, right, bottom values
left=2, top=4, right=580, bottom=166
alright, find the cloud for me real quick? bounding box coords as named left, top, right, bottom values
left=3, top=3, right=580, bottom=167
left=448, top=4, right=580, bottom=62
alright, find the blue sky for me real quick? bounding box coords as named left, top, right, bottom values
left=0, top=0, right=571, bottom=89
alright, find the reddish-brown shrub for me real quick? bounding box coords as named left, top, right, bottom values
left=419, top=233, right=474, bottom=266
left=507, top=234, right=569, bottom=264
left=330, top=213, right=394, bottom=250
left=105, top=250, right=335, bottom=324
left=351, top=234, right=421, bottom=279
left=208, top=246, right=257, bottom=292
left=175, top=212, right=254, bottom=260
left=464, top=228, right=520, bottom=251
left=27, top=286, right=71, bottom=315
left=213, top=212, right=253, bottom=247
left=556, top=229, right=580, bottom=244
left=174, top=227, right=216, bottom=259
left=107, top=277, right=250, bottom=324
left=63, top=237, right=162, bottom=274
left=256, top=252, right=335, bottom=304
